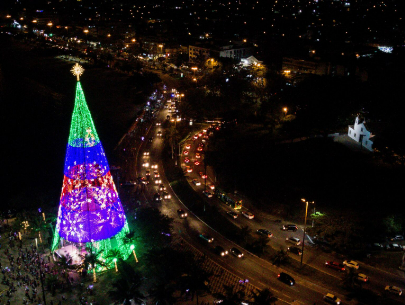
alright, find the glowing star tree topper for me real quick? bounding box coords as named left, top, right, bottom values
left=71, top=63, right=85, bottom=81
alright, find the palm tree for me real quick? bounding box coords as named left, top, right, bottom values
left=238, top=226, right=252, bottom=246
left=56, top=253, right=76, bottom=280
left=122, top=230, right=139, bottom=246
left=109, top=264, right=144, bottom=305
left=272, top=249, right=289, bottom=266
left=252, top=288, right=277, bottom=305
left=214, top=284, right=246, bottom=305
left=79, top=246, right=106, bottom=283
left=105, top=249, right=123, bottom=271
left=149, top=282, right=177, bottom=305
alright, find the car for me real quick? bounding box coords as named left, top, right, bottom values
left=194, top=161, right=200, bottom=166
left=158, top=184, right=166, bottom=191
left=154, top=179, right=162, bottom=184
left=227, top=211, right=238, bottom=219
left=153, top=193, right=161, bottom=202
left=184, top=157, right=190, bottom=163
left=142, top=161, right=150, bottom=167
left=186, top=166, right=193, bottom=173
left=156, top=121, right=161, bottom=126
left=323, top=293, right=341, bottom=304
left=196, top=153, right=201, bottom=159
left=230, top=248, right=244, bottom=258
left=166, top=115, right=170, bottom=120
left=282, top=224, right=298, bottom=231
left=389, top=235, right=404, bottom=241
left=385, top=286, right=402, bottom=296
left=286, top=237, right=301, bottom=246
left=139, top=177, right=149, bottom=184
left=199, top=233, right=214, bottom=243
left=343, top=260, right=359, bottom=269
left=151, top=163, right=158, bottom=169
left=369, top=243, right=384, bottom=250
left=242, top=211, right=254, bottom=219
left=193, top=135, right=198, bottom=140
left=121, top=181, right=136, bottom=186
left=177, top=209, right=188, bottom=218
left=386, top=243, right=403, bottom=251
left=203, top=190, right=213, bottom=198
left=325, top=261, right=345, bottom=272
left=197, top=146, right=203, bottom=152
left=148, top=137, right=153, bottom=143
left=157, top=131, right=162, bottom=137
left=184, top=150, right=189, bottom=155
left=198, top=132, right=203, bottom=137
left=288, top=246, right=302, bottom=256
left=146, top=170, right=151, bottom=176
left=209, top=184, right=215, bottom=190
left=154, top=171, right=160, bottom=178
left=143, top=151, right=150, bottom=157
left=162, top=192, right=171, bottom=200
left=277, top=272, right=295, bottom=286
left=356, top=273, right=369, bottom=282
left=185, top=144, right=191, bottom=150
left=192, top=179, right=201, bottom=186
left=215, top=246, right=228, bottom=256
left=257, top=229, right=273, bottom=238
left=199, top=172, right=208, bottom=179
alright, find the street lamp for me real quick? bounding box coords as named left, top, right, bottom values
left=130, top=244, right=139, bottom=263
left=158, top=44, right=163, bottom=54
left=283, top=107, right=288, bottom=116
left=191, top=67, right=197, bottom=76
left=113, top=258, right=118, bottom=272
left=300, top=198, right=314, bottom=266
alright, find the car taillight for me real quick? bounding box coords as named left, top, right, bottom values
left=277, top=274, right=280, bottom=278
left=325, top=262, right=329, bottom=265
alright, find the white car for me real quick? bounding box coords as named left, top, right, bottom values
left=385, top=286, right=402, bottom=296
left=242, top=211, right=254, bottom=219
left=343, top=260, right=359, bottom=269
left=286, top=236, right=301, bottom=246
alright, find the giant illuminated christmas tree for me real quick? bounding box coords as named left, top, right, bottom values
left=52, top=64, right=131, bottom=264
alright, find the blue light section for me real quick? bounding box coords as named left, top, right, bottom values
left=64, top=142, right=110, bottom=180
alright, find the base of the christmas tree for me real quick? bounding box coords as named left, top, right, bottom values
left=51, top=221, right=133, bottom=271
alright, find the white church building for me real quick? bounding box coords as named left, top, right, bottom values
left=348, top=116, right=374, bottom=151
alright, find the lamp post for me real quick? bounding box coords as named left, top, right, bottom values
left=283, top=107, right=288, bottom=117
left=130, top=245, right=138, bottom=263
left=300, top=198, right=314, bottom=266
left=158, top=44, right=163, bottom=54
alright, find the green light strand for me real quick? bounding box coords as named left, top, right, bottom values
left=68, top=81, right=100, bottom=147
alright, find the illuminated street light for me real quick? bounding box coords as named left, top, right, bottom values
left=283, top=107, right=288, bottom=117
left=130, top=245, right=139, bottom=263
left=300, top=198, right=314, bottom=266
left=132, top=38, right=136, bottom=42
left=113, top=258, right=118, bottom=272
left=158, top=44, right=163, bottom=54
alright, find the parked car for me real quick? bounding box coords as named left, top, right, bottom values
left=356, top=273, right=369, bottom=282
left=323, top=293, right=341, bottom=304
left=287, top=246, right=302, bottom=256
left=386, top=243, right=403, bottom=251
left=215, top=246, right=228, bottom=256
left=257, top=229, right=273, bottom=238
left=282, top=224, right=298, bottom=232
left=177, top=209, right=187, bottom=218
left=343, top=260, right=359, bottom=269
left=286, top=236, right=301, bottom=246
left=389, top=235, right=404, bottom=241
left=230, top=248, right=244, bottom=258
left=277, top=272, right=295, bottom=286
left=227, top=211, right=238, bottom=219
left=325, top=261, right=345, bottom=272
left=242, top=211, right=254, bottom=219
left=199, top=233, right=214, bottom=243
left=385, top=286, right=402, bottom=296
left=368, top=243, right=384, bottom=251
